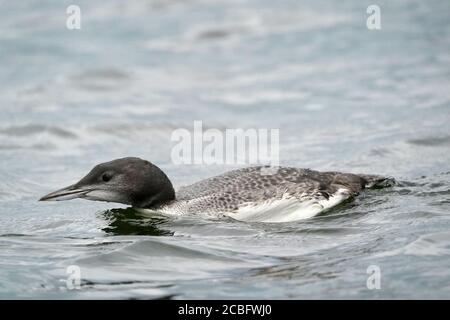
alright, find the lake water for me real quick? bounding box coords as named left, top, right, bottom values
left=1, top=0, right=449, bottom=299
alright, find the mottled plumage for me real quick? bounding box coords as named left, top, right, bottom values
left=156, top=166, right=393, bottom=222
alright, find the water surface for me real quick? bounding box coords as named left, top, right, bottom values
left=1, top=0, right=450, bottom=299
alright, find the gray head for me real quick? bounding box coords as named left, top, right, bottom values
left=40, top=157, right=175, bottom=208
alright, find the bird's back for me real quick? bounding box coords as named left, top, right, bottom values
left=158, top=166, right=392, bottom=222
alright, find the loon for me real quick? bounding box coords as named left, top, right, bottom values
left=39, top=157, right=394, bottom=223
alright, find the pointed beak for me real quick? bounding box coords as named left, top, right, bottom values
left=39, top=184, right=92, bottom=202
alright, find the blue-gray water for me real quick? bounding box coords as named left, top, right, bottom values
left=1, top=0, right=450, bottom=299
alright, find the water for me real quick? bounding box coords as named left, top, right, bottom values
left=1, top=0, right=450, bottom=299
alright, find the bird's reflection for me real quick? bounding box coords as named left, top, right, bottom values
left=101, top=207, right=174, bottom=236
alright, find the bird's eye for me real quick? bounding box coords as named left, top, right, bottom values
left=102, top=173, right=112, bottom=182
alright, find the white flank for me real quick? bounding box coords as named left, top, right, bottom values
left=230, top=188, right=351, bottom=223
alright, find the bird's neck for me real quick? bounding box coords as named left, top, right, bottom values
left=131, top=168, right=176, bottom=209
left=143, top=184, right=176, bottom=209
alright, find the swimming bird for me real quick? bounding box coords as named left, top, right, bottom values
left=39, top=157, right=394, bottom=222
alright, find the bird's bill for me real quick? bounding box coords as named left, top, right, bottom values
left=39, top=184, right=91, bottom=201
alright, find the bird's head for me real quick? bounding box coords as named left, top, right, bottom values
left=39, top=157, right=175, bottom=208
